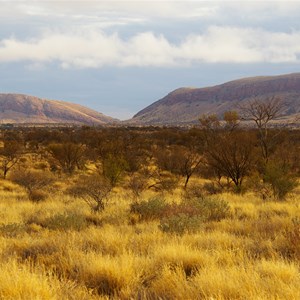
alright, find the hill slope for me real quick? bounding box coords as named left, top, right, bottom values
left=132, top=73, right=300, bottom=124
left=0, top=94, right=118, bottom=125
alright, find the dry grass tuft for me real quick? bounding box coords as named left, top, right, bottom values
left=0, top=183, right=300, bottom=299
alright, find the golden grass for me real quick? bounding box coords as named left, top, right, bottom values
left=0, top=179, right=300, bottom=299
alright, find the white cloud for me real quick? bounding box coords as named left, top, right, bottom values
left=1, top=27, right=300, bottom=68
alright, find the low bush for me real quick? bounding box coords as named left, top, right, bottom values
left=182, top=184, right=205, bottom=201
left=130, top=195, right=230, bottom=233
left=67, top=174, right=112, bottom=212
left=130, top=197, right=167, bottom=221
left=10, top=169, right=54, bottom=201
left=263, top=162, right=297, bottom=200
left=202, top=182, right=223, bottom=195
left=159, top=213, right=204, bottom=235
left=196, top=197, right=231, bottom=221
left=0, top=223, right=27, bottom=238
left=159, top=197, right=230, bottom=235
left=41, top=213, right=88, bottom=231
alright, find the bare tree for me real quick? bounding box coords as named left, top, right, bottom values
left=68, top=174, right=112, bottom=212
left=205, top=131, right=256, bottom=192
left=47, top=142, right=86, bottom=174
left=240, top=97, right=285, bottom=163
left=126, top=173, right=148, bottom=200
left=11, top=169, right=55, bottom=201
left=200, top=112, right=255, bottom=192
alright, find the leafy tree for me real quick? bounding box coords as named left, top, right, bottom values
left=155, top=145, right=202, bottom=188
left=0, top=141, right=22, bottom=179
left=102, top=154, right=128, bottom=187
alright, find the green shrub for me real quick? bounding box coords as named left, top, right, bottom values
left=159, top=213, right=204, bottom=235
left=195, top=197, right=231, bottom=221
left=167, top=197, right=230, bottom=222
left=158, top=197, right=230, bottom=235
left=42, top=213, right=88, bottom=231
left=130, top=197, right=166, bottom=221
left=263, top=162, right=297, bottom=200
left=130, top=195, right=229, bottom=231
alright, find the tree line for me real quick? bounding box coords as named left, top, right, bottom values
left=0, top=97, right=299, bottom=207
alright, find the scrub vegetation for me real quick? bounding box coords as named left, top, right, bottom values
left=0, top=106, right=300, bottom=299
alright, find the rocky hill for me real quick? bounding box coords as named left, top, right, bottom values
left=0, top=94, right=118, bottom=125
left=132, top=73, right=300, bottom=124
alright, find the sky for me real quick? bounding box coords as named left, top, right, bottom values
left=1, top=1, right=300, bottom=120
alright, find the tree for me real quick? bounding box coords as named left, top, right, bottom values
left=223, top=110, right=240, bottom=131
left=47, top=142, right=86, bottom=174
left=200, top=112, right=256, bottom=192
left=68, top=174, right=112, bottom=212
left=240, top=97, right=284, bottom=163
left=0, top=141, right=22, bottom=179
left=155, top=145, right=202, bottom=188
left=126, top=173, right=148, bottom=200
left=102, top=154, right=128, bottom=187
left=205, top=131, right=256, bottom=192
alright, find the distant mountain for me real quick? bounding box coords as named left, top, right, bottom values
left=132, top=73, right=300, bottom=124
left=0, top=94, right=119, bottom=125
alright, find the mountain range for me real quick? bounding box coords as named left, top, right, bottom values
left=132, top=73, right=300, bottom=124
left=0, top=94, right=118, bottom=125
left=1, top=72, right=300, bottom=126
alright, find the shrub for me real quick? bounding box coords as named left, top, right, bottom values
left=102, top=154, right=128, bottom=187
left=158, top=197, right=230, bottom=235
left=126, top=174, right=148, bottom=200
left=42, top=213, right=88, bottom=231
left=130, top=197, right=167, bottom=221
left=68, top=174, right=112, bottom=212
left=182, top=184, right=205, bottom=201
left=159, top=213, right=204, bottom=235
left=202, top=182, right=223, bottom=195
left=29, top=190, right=48, bottom=202
left=168, top=197, right=230, bottom=222
left=196, top=197, right=231, bottom=221
left=263, top=162, right=297, bottom=200
left=10, top=169, right=54, bottom=201
left=0, top=223, right=26, bottom=238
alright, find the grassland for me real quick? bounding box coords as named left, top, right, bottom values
left=0, top=177, right=300, bottom=300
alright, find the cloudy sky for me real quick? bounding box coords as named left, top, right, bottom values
left=1, top=1, right=300, bottom=119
